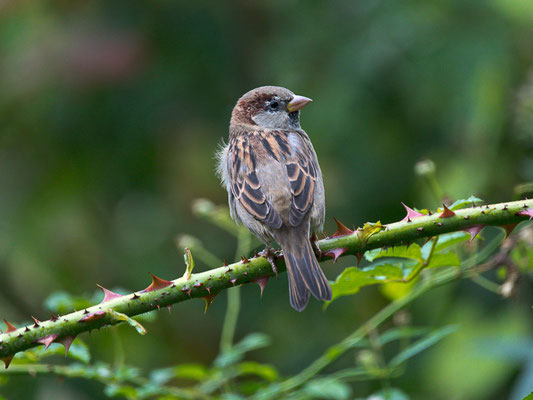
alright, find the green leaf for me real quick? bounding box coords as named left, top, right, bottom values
left=44, top=291, right=96, bottom=315
left=449, top=196, right=484, bottom=210
left=329, top=264, right=405, bottom=302
left=378, top=327, right=430, bottom=346
left=424, top=232, right=470, bottom=255
left=107, top=310, right=147, bottom=335
left=183, top=247, right=195, bottom=280
left=365, top=244, right=423, bottom=262
left=104, top=384, right=138, bottom=399
left=214, top=333, right=271, bottom=367
left=303, top=378, right=352, bottom=400
left=14, top=340, right=90, bottom=364
left=237, top=361, right=279, bottom=381
left=220, top=394, right=247, bottom=400
left=388, top=325, right=458, bottom=368
left=426, top=252, right=461, bottom=269
left=380, top=277, right=417, bottom=300
left=367, top=388, right=409, bottom=400
left=150, top=364, right=209, bottom=384
left=521, top=392, right=533, bottom=400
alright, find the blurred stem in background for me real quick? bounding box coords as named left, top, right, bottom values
left=220, top=229, right=252, bottom=352
left=188, top=200, right=256, bottom=352
left=514, top=182, right=533, bottom=199
left=414, top=159, right=444, bottom=204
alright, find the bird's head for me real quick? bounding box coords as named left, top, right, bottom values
left=230, top=86, right=312, bottom=130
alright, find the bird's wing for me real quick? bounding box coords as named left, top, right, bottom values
left=229, top=130, right=318, bottom=229
left=228, top=135, right=282, bottom=229
left=282, top=133, right=319, bottom=227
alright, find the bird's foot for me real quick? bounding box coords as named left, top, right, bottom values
left=259, top=247, right=279, bottom=279
left=310, top=233, right=322, bottom=260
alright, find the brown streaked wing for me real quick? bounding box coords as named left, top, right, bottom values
left=287, top=140, right=318, bottom=227
left=228, top=136, right=282, bottom=229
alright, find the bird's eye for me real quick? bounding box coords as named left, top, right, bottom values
left=269, top=101, right=279, bottom=110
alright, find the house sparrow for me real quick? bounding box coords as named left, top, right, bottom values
left=217, top=86, right=332, bottom=311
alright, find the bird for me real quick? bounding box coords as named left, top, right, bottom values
left=217, top=86, right=332, bottom=311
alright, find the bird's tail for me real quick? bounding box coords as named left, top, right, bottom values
left=274, top=226, right=332, bottom=312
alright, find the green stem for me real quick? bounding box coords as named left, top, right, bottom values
left=470, top=274, right=501, bottom=294
left=0, top=200, right=530, bottom=362
left=252, top=232, right=505, bottom=400
left=402, top=237, right=439, bottom=282
left=219, top=230, right=251, bottom=352
left=1, top=363, right=212, bottom=400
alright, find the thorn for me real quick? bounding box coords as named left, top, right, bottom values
left=423, top=236, right=434, bottom=245
left=83, top=309, right=89, bottom=314
left=144, top=273, right=172, bottom=292
left=79, top=311, right=106, bottom=323
left=254, top=251, right=259, bottom=258
left=417, top=227, right=423, bottom=232
left=57, top=336, right=75, bottom=356
left=97, top=284, right=122, bottom=303
left=50, top=314, right=58, bottom=322
left=437, top=222, right=443, bottom=227
left=252, top=276, right=270, bottom=299
left=206, top=286, right=212, bottom=294
left=167, top=305, right=172, bottom=313
left=516, top=208, right=533, bottom=220
left=3, top=320, right=16, bottom=333
left=24, top=327, right=30, bottom=332
left=464, top=216, right=470, bottom=220
left=226, top=268, right=233, bottom=273
left=132, top=293, right=140, bottom=299
left=202, top=294, right=217, bottom=313
left=401, top=203, right=425, bottom=222
left=31, top=316, right=41, bottom=327
left=223, top=260, right=228, bottom=266
left=462, top=225, right=484, bottom=241
left=241, top=256, right=249, bottom=263
left=323, top=247, right=348, bottom=262
left=355, top=252, right=363, bottom=267
left=36, top=334, right=59, bottom=350
left=230, top=278, right=237, bottom=286
left=193, top=282, right=203, bottom=288
left=501, top=223, right=518, bottom=238
left=2, top=356, right=14, bottom=369
left=439, top=204, right=456, bottom=218
left=331, top=218, right=354, bottom=237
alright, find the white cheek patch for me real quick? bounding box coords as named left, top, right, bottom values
left=252, top=111, right=290, bottom=129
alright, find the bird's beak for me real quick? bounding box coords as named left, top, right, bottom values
left=287, top=95, right=312, bottom=112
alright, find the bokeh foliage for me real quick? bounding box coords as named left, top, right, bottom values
left=0, top=0, right=532, bottom=399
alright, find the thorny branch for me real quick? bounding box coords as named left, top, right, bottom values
left=0, top=199, right=532, bottom=368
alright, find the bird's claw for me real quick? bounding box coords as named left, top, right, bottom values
left=310, top=233, right=322, bottom=260
left=259, top=247, right=279, bottom=279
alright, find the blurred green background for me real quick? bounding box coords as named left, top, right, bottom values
left=1, top=1, right=532, bottom=399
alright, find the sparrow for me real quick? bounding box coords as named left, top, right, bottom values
left=217, top=86, right=332, bottom=311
